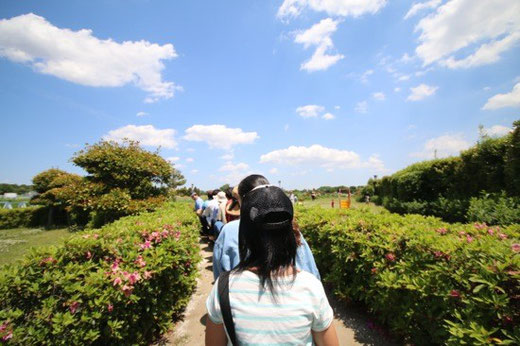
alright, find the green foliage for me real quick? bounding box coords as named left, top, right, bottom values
left=0, top=202, right=201, bottom=345
left=298, top=206, right=520, bottom=345
left=368, top=120, right=520, bottom=223
left=467, top=192, right=520, bottom=226
left=0, top=207, right=46, bottom=229
left=72, top=140, right=173, bottom=199
left=505, top=121, right=520, bottom=195
left=0, top=184, right=33, bottom=195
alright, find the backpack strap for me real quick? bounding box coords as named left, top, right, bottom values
left=218, top=271, right=238, bottom=345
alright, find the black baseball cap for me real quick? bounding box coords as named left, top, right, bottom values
left=239, top=185, right=294, bottom=232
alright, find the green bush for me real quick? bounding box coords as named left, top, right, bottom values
left=298, top=206, right=520, bottom=345
left=367, top=120, right=520, bottom=223
left=0, top=207, right=46, bottom=230
left=467, top=193, right=520, bottom=226
left=0, top=202, right=201, bottom=345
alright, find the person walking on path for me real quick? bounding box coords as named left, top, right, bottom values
left=212, top=175, right=321, bottom=281
left=205, top=185, right=339, bottom=345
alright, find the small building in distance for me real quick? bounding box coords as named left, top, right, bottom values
left=3, top=193, right=18, bottom=199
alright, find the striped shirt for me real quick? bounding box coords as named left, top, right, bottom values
left=206, top=270, right=333, bottom=345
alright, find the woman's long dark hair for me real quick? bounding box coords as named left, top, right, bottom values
left=236, top=175, right=297, bottom=295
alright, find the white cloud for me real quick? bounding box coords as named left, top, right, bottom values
left=294, top=18, right=344, bottom=72
left=278, top=0, right=387, bottom=20
left=220, top=153, right=234, bottom=160
left=397, top=74, right=411, bottom=82
left=394, top=87, right=401, bottom=92
left=411, top=134, right=471, bottom=159
left=166, top=156, right=180, bottom=163
left=218, top=162, right=252, bottom=185
left=219, top=161, right=250, bottom=172
left=0, top=13, right=180, bottom=102
left=400, top=52, right=415, bottom=63
left=183, top=124, right=259, bottom=150
left=404, top=0, right=442, bottom=20
left=372, top=92, right=386, bottom=101
left=284, top=124, right=290, bottom=132
left=414, top=0, right=520, bottom=69
left=360, top=69, right=374, bottom=84
left=269, top=167, right=279, bottom=174
left=185, top=157, right=194, bottom=163
left=483, top=125, right=513, bottom=137
left=355, top=101, right=368, bottom=113
left=334, top=105, right=341, bottom=110
left=104, top=125, right=177, bottom=148
left=482, top=83, right=520, bottom=110
left=260, top=144, right=386, bottom=171
left=483, top=86, right=491, bottom=91
left=407, top=84, right=438, bottom=101
left=296, top=104, right=325, bottom=118
left=322, top=112, right=335, bottom=120
left=136, top=111, right=149, bottom=117
left=191, top=169, right=198, bottom=174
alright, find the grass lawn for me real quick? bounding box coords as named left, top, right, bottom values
left=298, top=196, right=385, bottom=213
left=0, top=227, right=71, bottom=266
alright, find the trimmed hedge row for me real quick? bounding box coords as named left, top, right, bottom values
left=0, top=207, right=46, bottom=230
left=0, top=202, right=201, bottom=345
left=298, top=206, right=520, bottom=345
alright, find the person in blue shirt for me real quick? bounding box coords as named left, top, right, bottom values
left=191, top=192, right=209, bottom=235
left=212, top=175, right=321, bottom=280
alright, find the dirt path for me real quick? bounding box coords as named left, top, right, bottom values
left=164, top=238, right=393, bottom=346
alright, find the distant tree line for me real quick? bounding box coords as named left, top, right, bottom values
left=0, top=184, right=33, bottom=195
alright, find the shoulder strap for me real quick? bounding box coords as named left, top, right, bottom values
left=218, top=270, right=238, bottom=345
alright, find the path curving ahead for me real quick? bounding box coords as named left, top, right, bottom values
left=163, top=238, right=393, bottom=346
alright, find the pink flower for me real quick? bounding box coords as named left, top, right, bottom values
left=113, top=277, right=122, bottom=286
left=385, top=253, right=396, bottom=262
left=436, top=228, right=447, bottom=235
left=93, top=234, right=99, bottom=239
left=143, top=271, right=153, bottom=279
left=122, top=285, right=133, bottom=297
left=151, top=231, right=159, bottom=239
left=40, top=257, right=56, bottom=265
left=499, top=233, right=508, bottom=240
left=450, top=290, right=461, bottom=298
left=466, top=235, right=474, bottom=243
left=487, top=229, right=494, bottom=235
left=107, top=304, right=113, bottom=313
left=135, top=256, right=146, bottom=267
left=69, top=301, right=79, bottom=314
left=116, top=238, right=123, bottom=243
left=512, top=244, right=520, bottom=253
left=173, top=231, right=181, bottom=239
left=370, top=268, right=377, bottom=275
left=140, top=240, right=152, bottom=250
left=434, top=251, right=444, bottom=258
left=128, top=272, right=141, bottom=285
left=474, top=223, right=486, bottom=230
left=0, top=322, right=7, bottom=332
left=161, top=230, right=169, bottom=238
left=86, top=251, right=92, bottom=259
left=459, top=231, right=466, bottom=236
left=1, top=331, right=12, bottom=341
left=111, top=262, right=119, bottom=272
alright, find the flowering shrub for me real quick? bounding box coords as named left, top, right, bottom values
left=298, top=206, right=520, bottom=345
left=0, top=202, right=200, bottom=345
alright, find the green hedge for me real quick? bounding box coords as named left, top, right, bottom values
left=298, top=206, right=520, bottom=345
left=0, top=202, right=201, bottom=344
left=364, top=121, right=520, bottom=223
left=0, top=207, right=46, bottom=229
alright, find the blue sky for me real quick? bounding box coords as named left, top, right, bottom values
left=1, top=0, right=519, bottom=189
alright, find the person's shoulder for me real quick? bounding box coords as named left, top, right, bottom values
left=296, top=271, right=323, bottom=288
left=222, top=219, right=239, bottom=230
